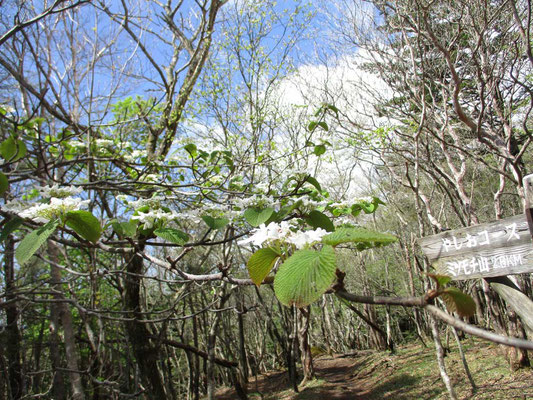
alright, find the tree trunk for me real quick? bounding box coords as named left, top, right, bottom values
left=237, top=294, right=249, bottom=383
left=206, top=285, right=229, bottom=400
left=298, top=307, right=314, bottom=386
left=124, top=245, right=167, bottom=399
left=48, top=242, right=85, bottom=400
left=4, top=237, right=24, bottom=399
left=430, top=316, right=457, bottom=400
left=451, top=327, right=476, bottom=393
left=289, top=306, right=299, bottom=393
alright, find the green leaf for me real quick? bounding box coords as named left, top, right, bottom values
left=373, top=196, right=386, bottom=206
left=441, top=287, right=477, bottom=317
left=0, top=217, right=24, bottom=242
left=16, top=219, right=59, bottom=265
left=247, top=247, right=280, bottom=286
left=0, top=172, right=8, bottom=196
left=317, top=121, right=329, bottom=131
left=154, top=227, right=189, bottom=245
left=325, top=103, right=340, bottom=117
left=313, top=144, right=326, bottom=156
left=351, top=204, right=362, bottom=217
left=202, top=215, right=229, bottom=230
left=360, top=201, right=377, bottom=214
left=0, top=137, right=17, bottom=160
left=306, top=210, right=335, bottom=232
left=428, top=273, right=452, bottom=288
left=307, top=121, right=318, bottom=132
left=0, top=137, right=26, bottom=162
left=244, top=207, right=274, bottom=227
left=359, top=197, right=386, bottom=214
left=184, top=143, right=197, bottom=157
left=112, top=220, right=138, bottom=238
left=65, top=210, right=102, bottom=243
left=322, top=227, right=397, bottom=247
left=274, top=245, right=337, bottom=307
left=304, top=176, right=322, bottom=192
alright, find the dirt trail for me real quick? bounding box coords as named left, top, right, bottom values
left=216, top=342, right=533, bottom=400
left=217, top=352, right=418, bottom=400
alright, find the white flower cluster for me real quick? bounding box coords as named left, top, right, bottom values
left=69, top=141, right=87, bottom=149
left=123, top=149, right=147, bottom=162
left=120, top=195, right=166, bottom=210
left=200, top=203, right=241, bottom=222
left=233, top=194, right=279, bottom=209
left=238, top=221, right=328, bottom=249
left=283, top=195, right=328, bottom=211
left=329, top=201, right=351, bottom=208
left=175, top=210, right=203, bottom=224
left=37, top=184, right=83, bottom=198
left=3, top=197, right=89, bottom=223
left=2, top=184, right=88, bottom=223
left=334, top=216, right=357, bottom=227
left=131, top=209, right=177, bottom=230
left=139, top=173, right=161, bottom=183
left=254, top=182, right=271, bottom=193
left=95, top=139, right=114, bottom=148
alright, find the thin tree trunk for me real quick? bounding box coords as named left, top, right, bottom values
left=289, top=306, right=299, bottom=393
left=430, top=316, right=457, bottom=400
left=451, top=327, right=476, bottom=393
left=298, top=306, right=314, bottom=386
left=32, top=320, right=45, bottom=393
left=207, top=285, right=230, bottom=400
left=237, top=294, right=249, bottom=383
left=48, top=242, right=85, bottom=400
left=4, top=237, right=24, bottom=399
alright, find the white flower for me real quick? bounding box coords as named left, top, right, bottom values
left=255, top=182, right=270, bottom=193
left=16, top=197, right=89, bottom=223
left=131, top=209, right=177, bottom=230
left=0, top=104, right=15, bottom=114
left=334, top=216, right=356, bottom=226
left=2, top=200, right=28, bottom=214
left=124, top=149, right=147, bottom=162
left=139, top=173, right=161, bottom=183
left=37, top=184, right=83, bottom=198
left=286, top=228, right=328, bottom=249
left=95, top=139, right=114, bottom=148
left=238, top=221, right=295, bottom=247
left=69, top=141, right=87, bottom=149
left=175, top=210, right=202, bottom=224
left=233, top=195, right=279, bottom=209
left=128, top=195, right=166, bottom=210
left=238, top=221, right=327, bottom=249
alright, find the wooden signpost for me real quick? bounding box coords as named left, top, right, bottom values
left=419, top=174, right=533, bottom=281
left=418, top=214, right=533, bottom=280
left=417, top=174, right=533, bottom=337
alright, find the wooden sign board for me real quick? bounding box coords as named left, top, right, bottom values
left=418, top=214, right=533, bottom=280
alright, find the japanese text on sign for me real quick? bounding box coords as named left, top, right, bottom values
left=441, top=222, right=521, bottom=253
left=446, top=253, right=524, bottom=277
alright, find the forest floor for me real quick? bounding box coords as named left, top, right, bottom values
left=215, top=338, right=533, bottom=399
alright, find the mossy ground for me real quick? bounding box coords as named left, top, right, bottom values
left=216, top=338, right=533, bottom=399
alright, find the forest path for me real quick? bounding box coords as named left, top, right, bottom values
left=215, top=340, right=533, bottom=399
